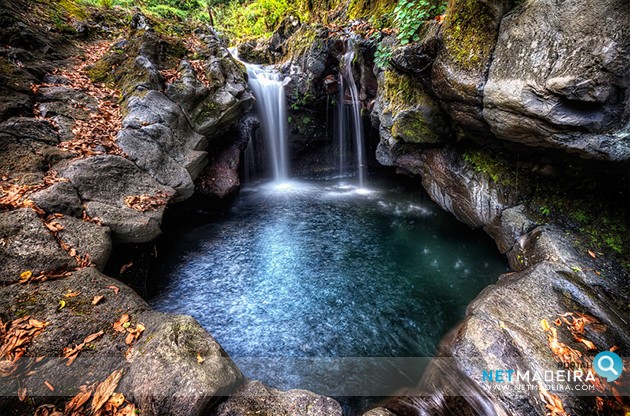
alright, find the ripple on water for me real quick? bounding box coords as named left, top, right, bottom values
left=149, top=178, right=507, bottom=397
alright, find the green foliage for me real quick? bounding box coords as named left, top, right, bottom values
left=214, top=0, right=300, bottom=40
left=99, top=0, right=113, bottom=8
left=374, top=41, right=393, bottom=69
left=539, top=205, right=551, bottom=217
left=394, top=0, right=445, bottom=45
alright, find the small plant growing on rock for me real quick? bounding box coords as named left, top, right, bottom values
left=394, top=0, right=446, bottom=45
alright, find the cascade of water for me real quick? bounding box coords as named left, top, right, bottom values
left=244, top=63, right=290, bottom=182
left=338, top=38, right=366, bottom=187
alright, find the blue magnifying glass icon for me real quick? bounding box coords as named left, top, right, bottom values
left=593, top=351, right=623, bottom=382
left=597, top=356, right=618, bottom=375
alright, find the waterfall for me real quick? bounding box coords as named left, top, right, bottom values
left=338, top=38, right=366, bottom=187
left=244, top=64, right=290, bottom=182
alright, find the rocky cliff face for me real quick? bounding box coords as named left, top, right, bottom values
left=362, top=0, right=630, bottom=414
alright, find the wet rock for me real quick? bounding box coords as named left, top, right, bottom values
left=122, top=313, right=244, bottom=416
left=363, top=408, right=396, bottom=416
left=417, top=147, right=517, bottom=229
left=483, top=0, right=630, bottom=160
left=213, top=380, right=343, bottom=416
left=390, top=24, right=440, bottom=78
left=57, top=216, right=112, bottom=270
left=0, top=208, right=76, bottom=283
left=30, top=182, right=83, bottom=218
left=485, top=204, right=537, bottom=256
left=236, top=40, right=273, bottom=64
left=58, top=155, right=175, bottom=243
left=196, top=114, right=258, bottom=200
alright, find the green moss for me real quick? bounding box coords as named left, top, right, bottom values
left=382, top=70, right=430, bottom=113
left=442, top=0, right=496, bottom=70
left=392, top=111, right=443, bottom=143
left=381, top=70, right=446, bottom=143
left=462, top=149, right=515, bottom=186
left=86, top=59, right=114, bottom=84
left=347, top=0, right=396, bottom=27
left=282, top=25, right=317, bottom=63
left=529, top=178, right=629, bottom=268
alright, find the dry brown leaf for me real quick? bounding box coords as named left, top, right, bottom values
left=124, top=323, right=145, bottom=345
left=119, top=261, right=133, bottom=274
left=91, top=369, right=123, bottom=414
left=113, top=314, right=130, bottom=332
left=92, top=295, right=104, bottom=305
left=65, top=290, right=81, bottom=298
left=44, top=381, right=54, bottom=392
left=84, top=330, right=104, bottom=344
left=107, top=391, right=125, bottom=409
left=18, top=386, right=27, bottom=401
left=197, top=352, right=205, bottom=364
left=123, top=191, right=169, bottom=212
left=106, top=285, right=120, bottom=295
left=116, top=403, right=137, bottom=416
left=65, top=385, right=92, bottom=414
left=588, top=250, right=596, bottom=259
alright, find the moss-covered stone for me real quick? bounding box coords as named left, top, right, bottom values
left=461, top=149, right=515, bottom=186
left=86, top=59, right=115, bottom=84
left=380, top=69, right=449, bottom=143
left=441, top=0, right=497, bottom=71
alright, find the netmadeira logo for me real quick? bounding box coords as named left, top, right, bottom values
left=481, top=350, right=623, bottom=392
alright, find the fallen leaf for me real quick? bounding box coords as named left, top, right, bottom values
left=107, top=391, right=125, bottom=408
left=65, top=385, right=92, bottom=414
left=91, top=369, right=123, bottom=414
left=92, top=295, right=104, bottom=305
left=18, top=387, right=27, bottom=401
left=44, top=381, right=54, bottom=392
left=19, top=271, right=32, bottom=282
left=588, top=250, right=596, bottom=259
left=197, top=352, right=205, bottom=364
left=65, top=290, right=81, bottom=298
left=58, top=300, right=66, bottom=311
left=540, top=319, right=551, bottom=332
left=113, top=314, right=130, bottom=332
left=119, top=261, right=133, bottom=274
left=84, top=330, right=104, bottom=344
left=105, top=285, right=120, bottom=295
left=575, top=336, right=596, bottom=350
left=125, top=323, right=145, bottom=345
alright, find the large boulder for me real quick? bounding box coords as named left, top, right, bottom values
left=58, top=155, right=175, bottom=244
left=0, top=268, right=244, bottom=416
left=483, top=0, right=630, bottom=160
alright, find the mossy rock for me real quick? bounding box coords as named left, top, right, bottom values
left=441, top=0, right=498, bottom=71
left=380, top=69, right=449, bottom=143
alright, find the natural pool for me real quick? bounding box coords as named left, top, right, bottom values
left=148, top=176, right=508, bottom=407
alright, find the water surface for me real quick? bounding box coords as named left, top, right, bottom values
left=149, top=177, right=507, bottom=398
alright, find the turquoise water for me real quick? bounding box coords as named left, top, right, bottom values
left=149, top=177, right=507, bottom=400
